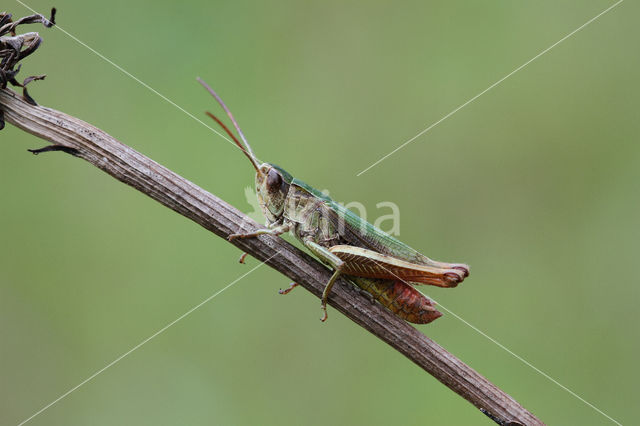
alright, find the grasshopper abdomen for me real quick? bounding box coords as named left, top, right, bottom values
left=352, top=277, right=442, bottom=324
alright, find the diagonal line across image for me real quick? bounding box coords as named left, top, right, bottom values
left=355, top=0, right=624, bottom=176
left=17, top=253, right=280, bottom=426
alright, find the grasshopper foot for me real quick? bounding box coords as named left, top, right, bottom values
left=320, top=304, right=328, bottom=322
left=238, top=252, right=248, bottom=264
left=278, top=282, right=299, bottom=295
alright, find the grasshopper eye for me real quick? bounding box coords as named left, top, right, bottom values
left=266, top=168, right=282, bottom=192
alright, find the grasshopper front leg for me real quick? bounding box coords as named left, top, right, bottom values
left=234, top=222, right=288, bottom=262
left=228, top=223, right=291, bottom=242
left=304, top=239, right=345, bottom=322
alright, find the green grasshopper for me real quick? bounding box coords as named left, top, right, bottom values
left=198, top=78, right=469, bottom=323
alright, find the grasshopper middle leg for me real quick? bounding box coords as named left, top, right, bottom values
left=278, top=282, right=299, bottom=295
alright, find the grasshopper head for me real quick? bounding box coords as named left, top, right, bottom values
left=255, top=163, right=292, bottom=223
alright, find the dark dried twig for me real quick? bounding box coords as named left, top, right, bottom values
left=0, top=88, right=544, bottom=426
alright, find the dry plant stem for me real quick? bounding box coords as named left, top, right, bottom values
left=0, top=87, right=543, bottom=426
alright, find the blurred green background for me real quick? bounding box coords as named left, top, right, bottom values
left=1, top=1, right=638, bottom=425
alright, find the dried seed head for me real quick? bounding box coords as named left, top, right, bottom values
left=0, top=7, right=55, bottom=109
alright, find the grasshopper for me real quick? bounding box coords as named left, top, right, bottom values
left=198, top=78, right=469, bottom=323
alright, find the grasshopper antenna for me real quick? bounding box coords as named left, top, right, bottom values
left=205, top=111, right=260, bottom=173
left=197, top=77, right=260, bottom=171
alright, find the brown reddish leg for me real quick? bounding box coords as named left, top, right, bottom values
left=278, top=282, right=299, bottom=295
